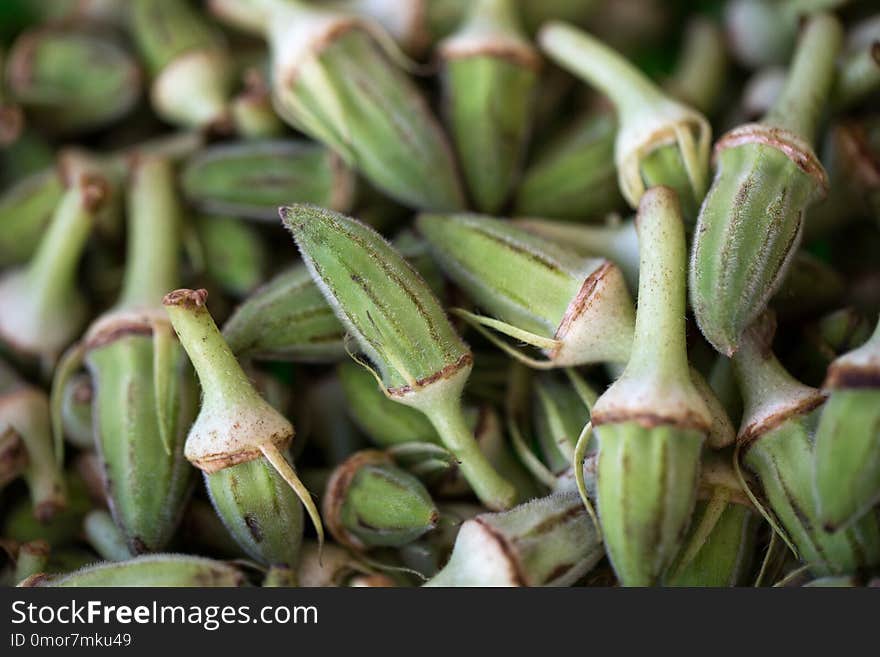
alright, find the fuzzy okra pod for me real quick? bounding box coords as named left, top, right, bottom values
left=21, top=554, right=248, bottom=587
left=164, top=288, right=320, bottom=567
left=252, top=0, right=464, bottom=210
left=323, top=450, right=438, bottom=550
left=50, top=156, right=195, bottom=554
left=733, top=316, right=880, bottom=577
left=283, top=205, right=516, bottom=511
left=181, top=140, right=356, bottom=221
left=590, top=187, right=711, bottom=586
left=417, top=212, right=634, bottom=368
left=438, top=0, right=539, bottom=214
left=0, top=156, right=111, bottom=365
left=813, top=316, right=880, bottom=531
left=130, top=0, right=234, bottom=131
left=513, top=111, right=623, bottom=221
left=5, top=25, right=141, bottom=135
left=538, top=22, right=711, bottom=221
left=222, top=263, right=347, bottom=363
left=690, top=13, right=843, bottom=356
left=665, top=452, right=759, bottom=587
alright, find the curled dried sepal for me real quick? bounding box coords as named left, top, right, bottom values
left=222, top=264, right=346, bottom=363
left=0, top=166, right=109, bottom=363
left=323, top=450, right=438, bottom=550
left=417, top=212, right=634, bottom=368
left=538, top=21, right=711, bottom=215
left=20, top=554, right=248, bottom=587
left=181, top=140, right=356, bottom=220
left=590, top=187, right=710, bottom=586
left=163, top=288, right=322, bottom=544
left=425, top=488, right=603, bottom=587
left=283, top=204, right=515, bottom=510
left=265, top=0, right=464, bottom=210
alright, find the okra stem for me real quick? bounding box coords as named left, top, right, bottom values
left=763, top=13, right=843, bottom=142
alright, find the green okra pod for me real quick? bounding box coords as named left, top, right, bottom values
left=164, top=288, right=321, bottom=565
left=181, top=140, right=356, bottom=220
left=283, top=204, right=516, bottom=510
left=50, top=156, right=196, bottom=554
left=813, top=315, right=880, bottom=531
left=734, top=315, right=880, bottom=576
left=665, top=452, right=759, bottom=587
left=438, top=0, right=539, bottom=214
left=258, top=0, right=465, bottom=210
left=194, top=215, right=267, bottom=298
left=130, top=0, right=234, bottom=131
left=417, top=211, right=634, bottom=367
left=323, top=450, right=438, bottom=550
left=5, top=25, right=141, bottom=135
left=222, top=263, right=347, bottom=363
left=690, top=13, right=844, bottom=356
left=513, top=111, right=624, bottom=221
left=538, top=21, right=711, bottom=220
left=21, top=554, right=248, bottom=587
left=590, top=187, right=711, bottom=586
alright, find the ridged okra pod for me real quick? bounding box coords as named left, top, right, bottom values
left=538, top=21, right=711, bottom=220
left=283, top=204, right=515, bottom=510
left=665, top=452, right=759, bottom=586
left=257, top=0, right=465, bottom=210
left=690, top=13, right=843, bottom=356
left=417, top=212, right=634, bottom=368
left=21, top=554, right=247, bottom=587
left=51, top=156, right=196, bottom=554
left=590, top=187, right=711, bottom=586
left=323, top=450, right=438, bottom=550
left=438, top=0, right=539, bottom=213
left=733, top=316, right=880, bottom=577
left=512, top=111, right=623, bottom=221
left=181, top=140, right=356, bottom=221
left=813, top=315, right=880, bottom=531
left=5, top=25, right=141, bottom=135
left=164, top=288, right=319, bottom=567
left=130, top=0, right=234, bottom=131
